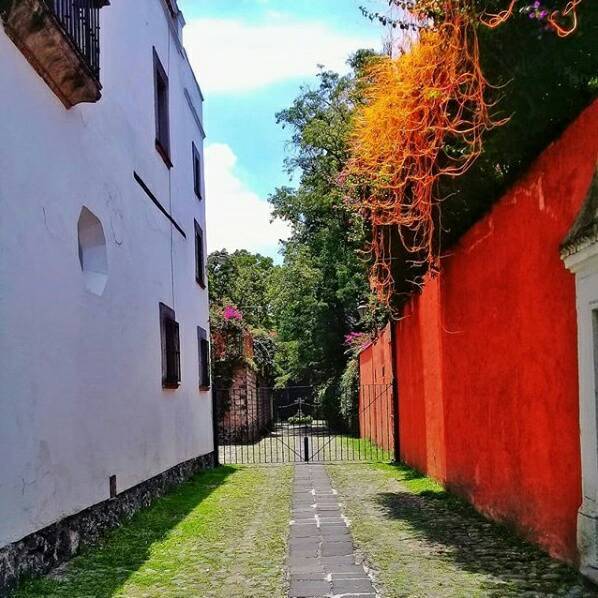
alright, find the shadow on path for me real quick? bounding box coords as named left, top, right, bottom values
left=375, top=471, right=596, bottom=596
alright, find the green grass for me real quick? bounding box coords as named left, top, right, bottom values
left=305, top=434, right=393, bottom=463
left=370, top=462, right=446, bottom=495
left=332, top=435, right=393, bottom=463
left=14, top=465, right=292, bottom=598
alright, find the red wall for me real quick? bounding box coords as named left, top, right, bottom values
left=358, top=325, right=394, bottom=451
left=361, top=100, right=598, bottom=562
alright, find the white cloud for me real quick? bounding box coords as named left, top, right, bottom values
left=204, top=143, right=290, bottom=258
left=183, top=17, right=379, bottom=93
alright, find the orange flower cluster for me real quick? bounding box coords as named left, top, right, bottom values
left=344, top=9, right=495, bottom=304
left=345, top=0, right=582, bottom=306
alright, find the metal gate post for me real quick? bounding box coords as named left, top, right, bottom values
left=390, top=324, right=401, bottom=464
left=304, top=436, right=309, bottom=462
left=392, top=378, right=400, bottom=463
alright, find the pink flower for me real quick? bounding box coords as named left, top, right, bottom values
left=223, top=305, right=243, bottom=321
left=345, top=331, right=367, bottom=346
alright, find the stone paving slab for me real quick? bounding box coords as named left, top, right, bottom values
left=287, top=464, right=377, bottom=598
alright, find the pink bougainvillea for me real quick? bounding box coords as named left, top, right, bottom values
left=344, top=331, right=362, bottom=345
left=344, top=331, right=370, bottom=351
left=223, top=305, right=243, bottom=321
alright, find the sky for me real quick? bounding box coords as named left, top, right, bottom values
left=179, top=0, right=383, bottom=260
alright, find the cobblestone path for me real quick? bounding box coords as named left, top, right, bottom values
left=328, top=463, right=598, bottom=598
left=287, top=464, right=378, bottom=597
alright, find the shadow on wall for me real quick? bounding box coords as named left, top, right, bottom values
left=13, top=467, right=236, bottom=598
left=374, top=464, right=586, bottom=595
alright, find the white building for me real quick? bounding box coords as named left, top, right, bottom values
left=0, top=0, right=213, bottom=590
left=562, top=167, right=598, bottom=583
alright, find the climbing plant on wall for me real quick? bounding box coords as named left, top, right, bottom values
left=345, top=0, right=596, bottom=306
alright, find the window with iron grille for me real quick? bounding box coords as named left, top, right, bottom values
left=194, top=220, right=205, bottom=287
left=193, top=142, right=202, bottom=200
left=153, top=48, right=171, bottom=167
left=197, top=326, right=211, bottom=389
left=160, top=303, right=180, bottom=388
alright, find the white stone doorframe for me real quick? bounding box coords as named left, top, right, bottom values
left=562, top=165, right=598, bottom=583
left=564, top=245, right=598, bottom=583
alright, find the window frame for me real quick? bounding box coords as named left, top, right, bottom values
left=194, top=220, right=206, bottom=288
left=153, top=48, right=171, bottom=168
left=192, top=142, right=203, bottom=200
left=197, top=326, right=211, bottom=390
left=159, top=302, right=180, bottom=389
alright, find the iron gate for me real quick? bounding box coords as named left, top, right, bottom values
left=213, top=384, right=395, bottom=464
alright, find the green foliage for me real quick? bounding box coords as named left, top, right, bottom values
left=207, top=249, right=279, bottom=329
left=315, top=378, right=349, bottom=431
left=208, top=251, right=281, bottom=386
left=287, top=413, right=313, bottom=426
left=206, top=53, right=393, bottom=392
left=268, top=243, right=329, bottom=385
left=209, top=304, right=247, bottom=388
left=388, top=2, right=598, bottom=298
left=339, top=356, right=360, bottom=427
left=251, top=327, right=279, bottom=384
left=269, top=51, right=384, bottom=389
left=443, top=1, right=598, bottom=244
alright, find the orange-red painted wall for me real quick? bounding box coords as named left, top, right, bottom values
left=360, top=100, right=598, bottom=563
left=358, top=325, right=394, bottom=451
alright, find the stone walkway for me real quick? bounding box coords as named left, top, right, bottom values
left=287, top=464, right=377, bottom=597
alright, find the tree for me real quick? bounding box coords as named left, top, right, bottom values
left=268, top=51, right=380, bottom=390
left=207, top=249, right=279, bottom=329
left=207, top=52, right=386, bottom=399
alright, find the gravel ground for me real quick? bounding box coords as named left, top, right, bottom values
left=327, top=462, right=598, bottom=598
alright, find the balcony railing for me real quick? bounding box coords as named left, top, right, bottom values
left=1, top=0, right=108, bottom=106
left=47, top=0, right=101, bottom=80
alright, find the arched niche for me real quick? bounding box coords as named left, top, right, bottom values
left=77, top=206, right=108, bottom=296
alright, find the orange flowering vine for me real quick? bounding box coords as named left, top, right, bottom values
left=344, top=0, right=583, bottom=306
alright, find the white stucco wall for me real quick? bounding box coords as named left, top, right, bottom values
left=564, top=245, right=598, bottom=582
left=0, top=0, right=212, bottom=548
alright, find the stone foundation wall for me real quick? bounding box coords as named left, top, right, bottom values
left=0, top=452, right=214, bottom=596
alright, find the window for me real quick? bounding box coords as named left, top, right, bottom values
left=198, top=326, right=211, bottom=389
left=153, top=48, right=171, bottom=167
left=160, top=303, right=180, bottom=388
left=193, top=142, right=202, bottom=199
left=195, top=220, right=205, bottom=287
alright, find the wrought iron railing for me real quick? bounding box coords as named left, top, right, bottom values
left=46, top=0, right=101, bottom=80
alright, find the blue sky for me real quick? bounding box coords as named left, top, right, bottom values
left=179, top=0, right=383, bottom=259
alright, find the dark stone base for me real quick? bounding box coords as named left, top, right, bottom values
left=0, top=452, right=215, bottom=597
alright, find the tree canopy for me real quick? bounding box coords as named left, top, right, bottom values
left=208, top=51, right=383, bottom=395
left=267, top=51, right=378, bottom=388
left=207, top=249, right=278, bottom=330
